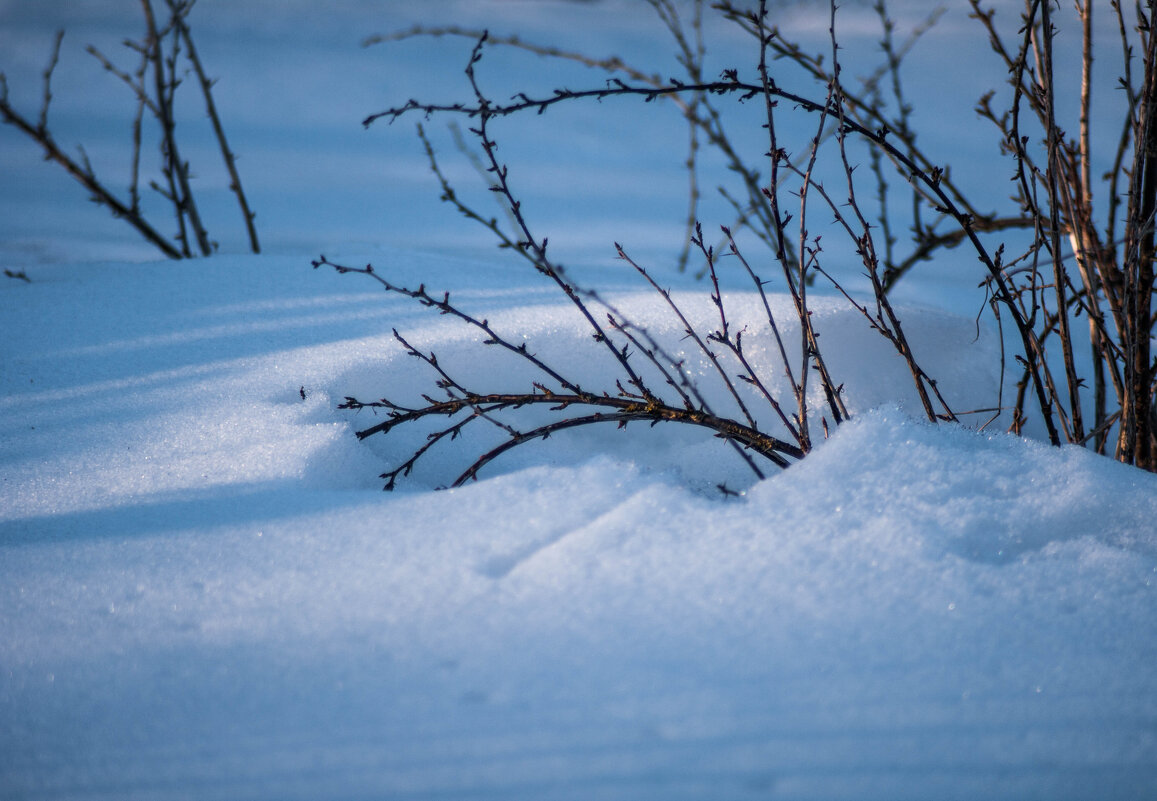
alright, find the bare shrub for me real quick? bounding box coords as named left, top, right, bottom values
left=967, top=0, right=1156, bottom=467
left=322, top=0, right=1156, bottom=488
left=0, top=0, right=259, bottom=259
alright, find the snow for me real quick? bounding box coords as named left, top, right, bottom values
left=2, top=2, right=1156, bottom=799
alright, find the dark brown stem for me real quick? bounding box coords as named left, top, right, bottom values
left=170, top=0, right=260, bottom=254
left=0, top=86, right=182, bottom=259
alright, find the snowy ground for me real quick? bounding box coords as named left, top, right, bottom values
left=2, top=2, right=1156, bottom=799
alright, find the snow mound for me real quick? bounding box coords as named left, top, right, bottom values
left=2, top=253, right=1155, bottom=800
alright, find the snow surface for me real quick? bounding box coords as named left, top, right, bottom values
left=2, top=1, right=1156, bottom=799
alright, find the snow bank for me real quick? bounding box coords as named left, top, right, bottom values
left=2, top=253, right=1155, bottom=800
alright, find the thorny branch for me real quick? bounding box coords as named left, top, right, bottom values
left=363, top=18, right=1052, bottom=447
left=313, top=255, right=804, bottom=489
left=322, top=1, right=971, bottom=489
left=330, top=0, right=1157, bottom=486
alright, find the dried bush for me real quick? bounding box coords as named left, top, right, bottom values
left=321, top=0, right=1157, bottom=488
left=0, top=0, right=259, bottom=259
left=966, top=0, right=1156, bottom=467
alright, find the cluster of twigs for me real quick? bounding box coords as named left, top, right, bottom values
left=326, top=0, right=1156, bottom=487
left=0, top=0, right=258, bottom=259
left=321, top=0, right=962, bottom=490
left=313, top=251, right=808, bottom=489
left=366, top=1, right=975, bottom=279
left=969, top=0, right=1156, bottom=467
